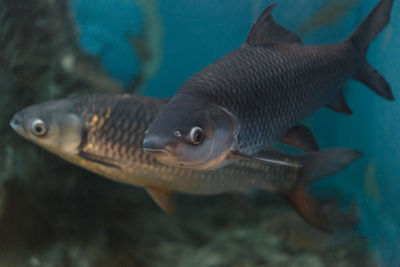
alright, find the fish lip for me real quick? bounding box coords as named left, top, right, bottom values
left=142, top=147, right=169, bottom=155
left=142, top=134, right=173, bottom=155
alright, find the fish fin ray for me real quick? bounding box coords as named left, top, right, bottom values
left=280, top=125, right=319, bottom=152
left=246, top=3, right=302, bottom=45
left=230, top=151, right=302, bottom=168
left=326, top=90, right=353, bottom=115
left=146, top=187, right=175, bottom=214
left=347, top=0, right=393, bottom=100
left=348, top=0, right=393, bottom=51
left=285, top=148, right=363, bottom=232
left=286, top=185, right=333, bottom=233
left=354, top=63, right=394, bottom=100
left=296, top=148, right=363, bottom=183
left=78, top=151, right=121, bottom=169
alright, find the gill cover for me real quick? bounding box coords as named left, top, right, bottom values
left=177, top=104, right=239, bottom=170
left=143, top=101, right=239, bottom=171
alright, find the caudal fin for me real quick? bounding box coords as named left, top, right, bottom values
left=355, top=63, right=394, bottom=100
left=287, top=149, right=363, bottom=232
left=348, top=0, right=394, bottom=100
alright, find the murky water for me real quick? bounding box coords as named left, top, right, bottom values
left=0, top=0, right=399, bottom=266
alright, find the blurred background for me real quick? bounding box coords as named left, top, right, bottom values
left=0, top=0, right=398, bottom=266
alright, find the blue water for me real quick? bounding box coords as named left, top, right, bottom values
left=71, top=0, right=400, bottom=265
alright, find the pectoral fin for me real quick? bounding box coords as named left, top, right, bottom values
left=326, top=90, right=353, bottom=115
left=146, top=187, right=175, bottom=214
left=280, top=125, right=319, bottom=152
left=230, top=151, right=302, bottom=168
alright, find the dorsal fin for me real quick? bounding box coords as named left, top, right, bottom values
left=246, top=3, right=302, bottom=45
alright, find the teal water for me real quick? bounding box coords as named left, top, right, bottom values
left=1, top=0, right=397, bottom=265
left=71, top=0, right=400, bottom=264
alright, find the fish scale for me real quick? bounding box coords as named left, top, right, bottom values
left=11, top=93, right=363, bottom=231
left=186, top=42, right=352, bottom=151
left=144, top=0, right=392, bottom=173
left=206, top=44, right=355, bottom=154
left=68, top=95, right=301, bottom=193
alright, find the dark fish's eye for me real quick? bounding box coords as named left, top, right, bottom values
left=189, top=127, right=204, bottom=145
left=174, top=130, right=182, bottom=137
left=31, top=119, right=47, bottom=136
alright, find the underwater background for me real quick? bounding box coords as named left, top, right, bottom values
left=0, top=0, right=399, bottom=266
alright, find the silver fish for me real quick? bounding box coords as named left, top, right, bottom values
left=10, top=94, right=362, bottom=231
left=142, top=0, right=393, bottom=171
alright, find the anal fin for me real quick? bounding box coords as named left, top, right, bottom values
left=280, top=125, right=319, bottom=152
left=146, top=187, right=175, bottom=214
left=326, top=91, right=353, bottom=115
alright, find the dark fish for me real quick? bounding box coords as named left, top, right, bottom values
left=143, top=0, right=393, bottom=171
left=10, top=94, right=362, bottom=231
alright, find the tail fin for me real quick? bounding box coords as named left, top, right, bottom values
left=355, top=63, right=394, bottom=100
left=348, top=0, right=394, bottom=100
left=348, top=0, right=393, bottom=51
left=286, top=149, right=363, bottom=232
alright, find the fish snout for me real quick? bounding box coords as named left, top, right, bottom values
left=142, top=134, right=171, bottom=155
left=9, top=114, right=26, bottom=135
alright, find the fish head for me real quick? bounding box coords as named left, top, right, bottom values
left=9, top=99, right=83, bottom=155
left=143, top=97, right=238, bottom=170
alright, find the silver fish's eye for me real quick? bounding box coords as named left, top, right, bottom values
left=189, top=127, right=204, bottom=145
left=31, top=119, right=47, bottom=136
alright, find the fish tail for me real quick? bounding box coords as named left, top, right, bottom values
left=286, top=148, right=363, bottom=232
left=348, top=0, right=394, bottom=100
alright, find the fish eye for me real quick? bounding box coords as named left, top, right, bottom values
left=174, top=130, right=182, bottom=137
left=31, top=119, right=47, bottom=136
left=189, top=127, right=204, bottom=145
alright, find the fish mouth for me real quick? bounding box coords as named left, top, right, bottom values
left=142, top=135, right=172, bottom=156
left=142, top=147, right=169, bottom=155
left=9, top=115, right=27, bottom=136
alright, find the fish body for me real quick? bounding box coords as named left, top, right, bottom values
left=172, top=42, right=355, bottom=154
left=9, top=94, right=298, bottom=194
left=10, top=94, right=362, bottom=231
left=143, top=0, right=393, bottom=171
